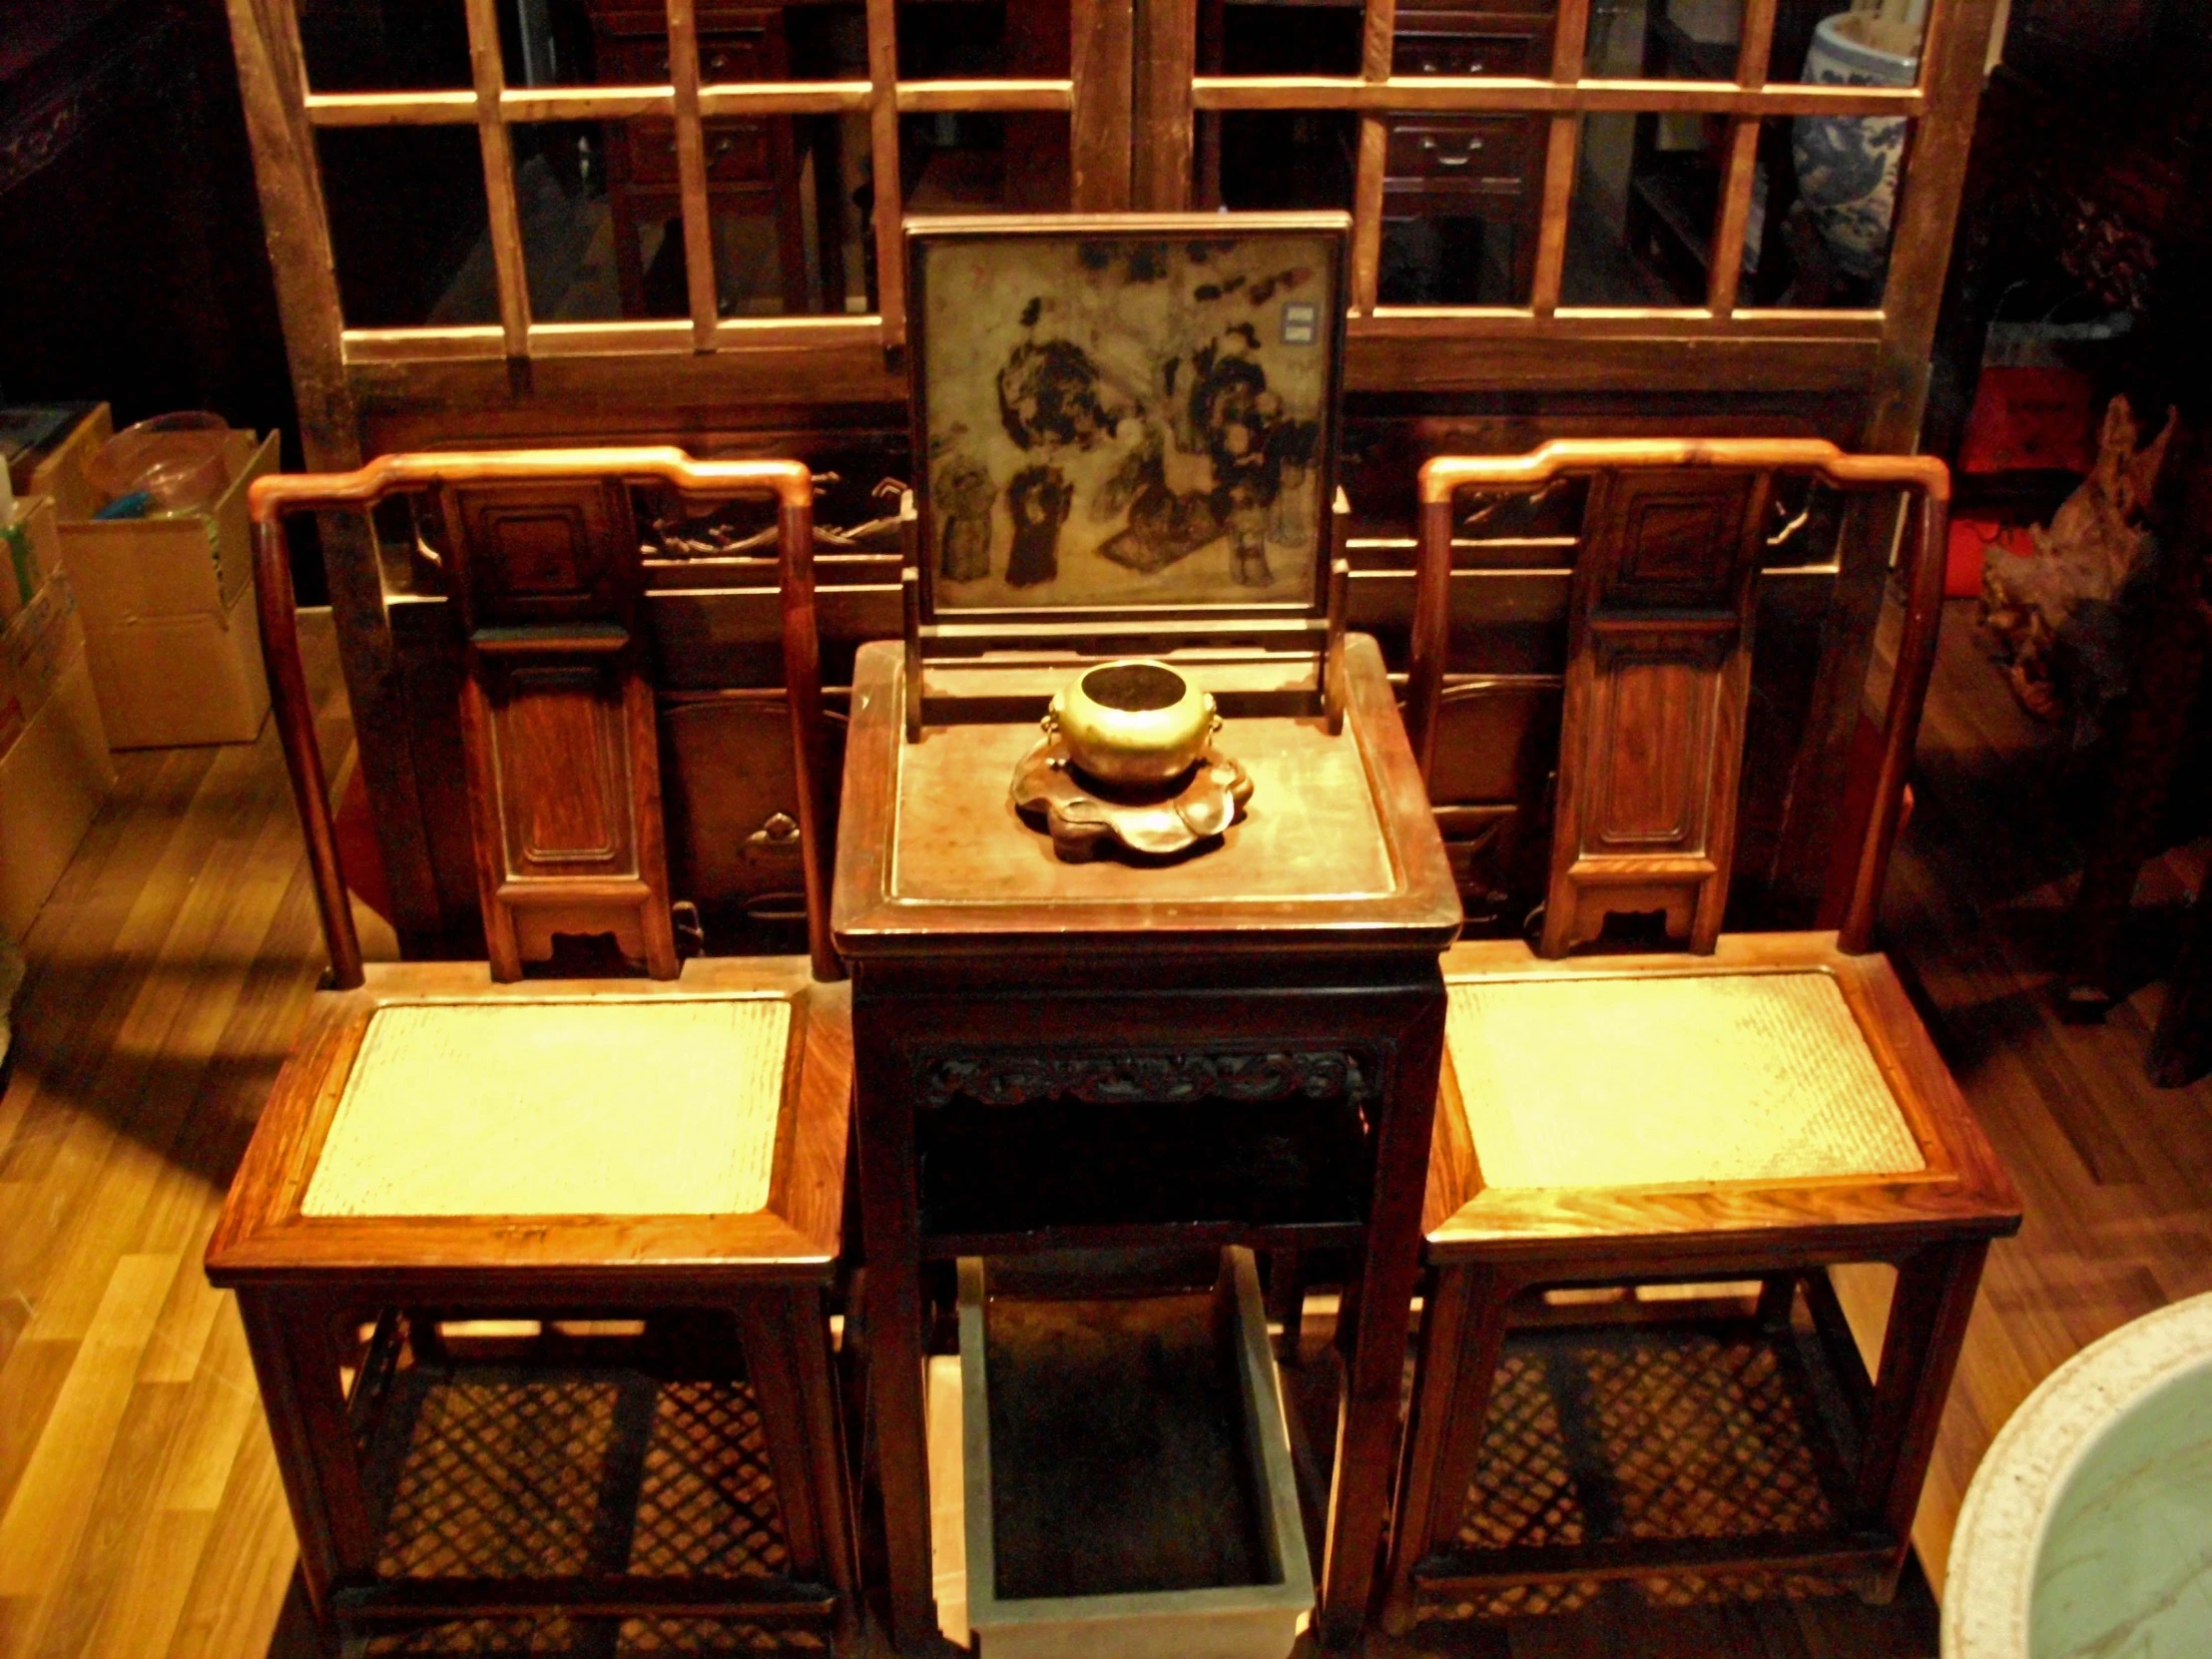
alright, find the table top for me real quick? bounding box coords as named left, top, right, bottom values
left=830, top=634, right=1461, bottom=966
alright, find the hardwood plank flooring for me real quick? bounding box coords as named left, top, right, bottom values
left=0, top=602, right=2205, bottom=1657
left=1852, top=600, right=2212, bottom=1597
left=0, top=615, right=347, bottom=1659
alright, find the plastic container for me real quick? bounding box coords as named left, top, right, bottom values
left=84, top=411, right=231, bottom=516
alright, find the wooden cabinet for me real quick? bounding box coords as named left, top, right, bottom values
left=1382, top=4, right=1555, bottom=303
left=585, top=1, right=813, bottom=316
left=1389, top=3, right=1555, bottom=78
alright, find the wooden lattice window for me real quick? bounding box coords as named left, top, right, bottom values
left=230, top=0, right=1997, bottom=390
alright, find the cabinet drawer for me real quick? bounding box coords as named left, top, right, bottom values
left=1392, top=25, right=1548, bottom=78
left=621, top=118, right=776, bottom=185
left=598, top=21, right=780, bottom=84
left=1384, top=116, right=1537, bottom=190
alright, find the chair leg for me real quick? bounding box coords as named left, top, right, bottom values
left=1850, top=1239, right=1990, bottom=1602
left=736, top=1285, right=863, bottom=1650
left=1380, top=1265, right=1517, bottom=1636
left=1755, top=1273, right=1798, bottom=1332
left=237, top=1288, right=379, bottom=1640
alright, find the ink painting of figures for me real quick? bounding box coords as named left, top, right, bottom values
left=910, top=216, right=1348, bottom=615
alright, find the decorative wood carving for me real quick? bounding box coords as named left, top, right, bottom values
left=1543, top=466, right=1771, bottom=955
left=915, top=1048, right=1378, bottom=1109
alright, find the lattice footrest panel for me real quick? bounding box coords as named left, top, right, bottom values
left=1416, top=1317, right=1871, bottom=1622
left=361, top=1618, right=830, bottom=1655
left=361, top=1361, right=792, bottom=1587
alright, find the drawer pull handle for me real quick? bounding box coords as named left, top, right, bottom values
left=1419, top=134, right=1487, bottom=167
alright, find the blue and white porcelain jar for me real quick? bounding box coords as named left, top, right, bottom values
left=1791, top=12, right=1919, bottom=281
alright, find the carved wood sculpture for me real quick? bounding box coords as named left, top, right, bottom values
left=208, top=449, right=857, bottom=1652
left=1385, top=439, right=2020, bottom=1625
left=1979, top=393, right=2175, bottom=727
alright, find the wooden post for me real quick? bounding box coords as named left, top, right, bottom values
left=461, top=0, right=531, bottom=359
left=1529, top=0, right=1592, bottom=316
left=1707, top=0, right=1780, bottom=315
left=222, top=0, right=447, bottom=949
left=668, top=0, right=724, bottom=349
left=1133, top=0, right=1196, bottom=210
left=864, top=0, right=904, bottom=351
left=1070, top=0, right=1135, bottom=210
left=1349, top=0, right=1398, bottom=314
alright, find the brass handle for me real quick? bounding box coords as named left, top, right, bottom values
left=1420, top=134, right=1485, bottom=167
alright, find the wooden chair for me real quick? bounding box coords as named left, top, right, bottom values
left=205, top=449, right=860, bottom=1652
left=1382, top=440, right=2021, bottom=1627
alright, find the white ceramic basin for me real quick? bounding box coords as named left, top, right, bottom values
left=1945, top=1291, right=2212, bottom=1659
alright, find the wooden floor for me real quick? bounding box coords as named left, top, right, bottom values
left=2, top=603, right=2208, bottom=1657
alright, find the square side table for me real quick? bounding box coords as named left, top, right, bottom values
left=833, top=634, right=1461, bottom=1650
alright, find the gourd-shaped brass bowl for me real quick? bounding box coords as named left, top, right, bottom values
left=1043, top=659, right=1219, bottom=790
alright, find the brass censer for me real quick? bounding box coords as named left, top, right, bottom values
left=1012, top=660, right=1253, bottom=861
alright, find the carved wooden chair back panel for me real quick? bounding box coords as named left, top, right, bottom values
left=432, top=475, right=672, bottom=979
left=1547, top=466, right=1775, bottom=955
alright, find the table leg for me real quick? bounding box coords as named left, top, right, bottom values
left=1318, top=989, right=1445, bottom=1648
left=1850, top=1238, right=1990, bottom=1602
left=737, top=1285, right=861, bottom=1649
left=1380, top=1265, right=1516, bottom=1636
left=854, top=1015, right=937, bottom=1651
left=237, top=1287, right=378, bottom=1641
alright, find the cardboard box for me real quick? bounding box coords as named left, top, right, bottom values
left=0, top=541, right=116, bottom=938
left=2, top=404, right=103, bottom=508
left=17, top=403, right=112, bottom=522
left=56, top=423, right=278, bottom=749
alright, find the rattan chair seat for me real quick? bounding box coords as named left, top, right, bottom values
left=301, top=996, right=793, bottom=1219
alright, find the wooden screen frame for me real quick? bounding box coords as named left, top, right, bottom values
left=224, top=0, right=2007, bottom=447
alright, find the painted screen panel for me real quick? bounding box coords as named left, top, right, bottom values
left=911, top=217, right=1348, bottom=617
